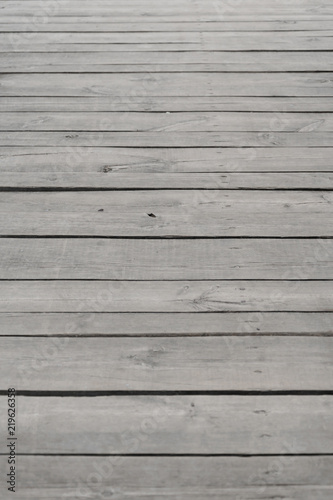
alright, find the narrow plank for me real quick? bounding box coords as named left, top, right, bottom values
left=0, top=281, right=332, bottom=312
left=1, top=312, right=332, bottom=336
left=3, top=97, right=333, bottom=112
left=2, top=20, right=333, bottom=30
left=4, top=131, right=333, bottom=147
left=1, top=238, right=332, bottom=280
left=1, top=336, right=332, bottom=391
left=0, top=396, right=332, bottom=454
left=1, top=73, right=332, bottom=97
left=1, top=147, right=332, bottom=172
left=2, top=172, right=333, bottom=189
left=0, top=456, right=332, bottom=500
left=4, top=112, right=333, bottom=132
left=2, top=52, right=332, bottom=72
left=4, top=31, right=333, bottom=50
left=0, top=191, right=332, bottom=236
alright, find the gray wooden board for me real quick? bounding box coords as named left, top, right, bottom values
left=0, top=191, right=332, bottom=236
left=0, top=280, right=332, bottom=312
left=3, top=112, right=333, bottom=132
left=3, top=97, right=333, bottom=112
left=2, top=51, right=332, bottom=72
left=2, top=20, right=333, bottom=30
left=0, top=455, right=332, bottom=500
left=1, top=147, right=332, bottom=172
left=2, top=172, right=333, bottom=189
left=0, top=238, right=332, bottom=280
left=0, top=396, right=332, bottom=454
left=0, top=312, right=332, bottom=336
left=1, top=336, right=333, bottom=391
left=5, top=131, right=333, bottom=147
left=1, top=73, right=333, bottom=96
left=4, top=31, right=333, bottom=50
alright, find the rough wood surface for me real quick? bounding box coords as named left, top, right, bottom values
left=1, top=312, right=332, bottom=336
left=0, top=191, right=332, bottom=236
left=1, top=146, right=332, bottom=171
left=0, top=280, right=332, bottom=312
left=0, top=455, right=332, bottom=500
left=1, top=336, right=332, bottom=391
left=0, top=238, right=332, bottom=280
left=0, top=396, right=332, bottom=454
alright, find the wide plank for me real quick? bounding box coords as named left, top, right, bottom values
left=1, top=73, right=332, bottom=96
left=1, top=147, right=332, bottom=172
left=0, top=456, right=331, bottom=500
left=3, top=112, right=333, bottom=132
left=1, top=312, right=332, bottom=336
left=2, top=51, right=332, bottom=72
left=0, top=280, right=332, bottom=312
left=3, top=97, right=333, bottom=112
left=0, top=395, right=332, bottom=454
left=0, top=238, right=332, bottom=280
left=1, top=336, right=332, bottom=391
left=0, top=191, right=332, bottom=236
left=4, top=31, right=333, bottom=50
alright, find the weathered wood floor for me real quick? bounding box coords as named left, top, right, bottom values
left=1, top=0, right=333, bottom=498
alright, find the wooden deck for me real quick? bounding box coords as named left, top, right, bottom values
left=1, top=0, right=333, bottom=498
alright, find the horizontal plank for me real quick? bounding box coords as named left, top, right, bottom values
left=0, top=455, right=332, bottom=500
left=0, top=395, right=332, bottom=454
left=0, top=238, right=332, bottom=280
left=2, top=53, right=333, bottom=72
left=1, top=73, right=333, bottom=97
left=5, top=31, right=333, bottom=50
left=3, top=19, right=333, bottom=31
left=3, top=97, right=333, bottom=112
left=1, top=336, right=333, bottom=391
left=1, top=280, right=332, bottom=312
left=3, top=112, right=333, bottom=132
left=2, top=172, right=333, bottom=190
left=1, top=312, right=332, bottom=336
left=0, top=191, right=332, bottom=236
left=1, top=147, right=333, bottom=172
left=4, top=131, right=333, bottom=147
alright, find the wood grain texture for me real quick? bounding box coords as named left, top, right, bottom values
left=1, top=336, right=332, bottom=391
left=1, top=147, right=332, bottom=172
left=3, top=112, right=333, bottom=132
left=0, top=238, right=332, bottom=280
left=0, top=191, right=332, bottom=236
left=3, top=172, right=333, bottom=189
left=0, top=395, right=332, bottom=454
left=1, top=73, right=333, bottom=96
left=3, top=97, right=333, bottom=112
left=0, top=281, right=332, bottom=312
left=1, top=312, right=332, bottom=336
left=0, top=455, right=332, bottom=500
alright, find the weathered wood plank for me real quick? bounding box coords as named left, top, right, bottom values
left=1, top=312, right=332, bottom=336
left=0, top=51, right=333, bottom=73
left=3, top=97, right=333, bottom=112
left=1, top=73, right=332, bottom=97
left=1, top=336, right=333, bottom=391
left=4, top=112, right=333, bottom=132
left=0, top=281, right=332, bottom=312
left=1, top=147, right=332, bottom=172
left=2, top=51, right=332, bottom=72
left=2, top=172, right=333, bottom=190
left=0, top=191, right=332, bottom=236
left=0, top=396, right=332, bottom=454
left=0, top=238, right=332, bottom=280
left=2, top=20, right=333, bottom=30
left=4, top=131, right=333, bottom=147
left=4, top=31, right=333, bottom=50
left=0, top=455, right=332, bottom=500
